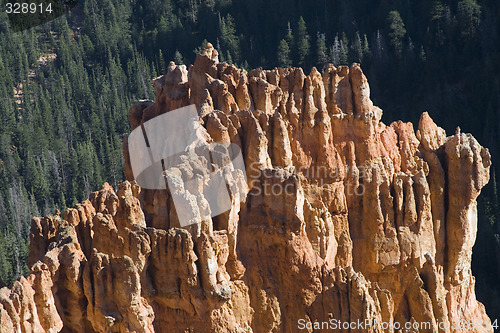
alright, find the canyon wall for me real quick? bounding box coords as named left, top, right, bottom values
left=0, top=43, right=493, bottom=332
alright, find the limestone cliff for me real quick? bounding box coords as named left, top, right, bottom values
left=0, top=43, right=493, bottom=332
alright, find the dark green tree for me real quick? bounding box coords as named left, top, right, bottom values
left=458, top=0, right=481, bottom=39
left=296, top=17, right=310, bottom=66
left=219, top=14, right=240, bottom=64
left=387, top=11, right=406, bottom=58
left=174, top=50, right=184, bottom=65
left=316, top=33, right=328, bottom=70
left=330, top=34, right=341, bottom=65
left=352, top=31, right=363, bottom=63
left=285, top=22, right=294, bottom=51
left=277, top=39, right=292, bottom=68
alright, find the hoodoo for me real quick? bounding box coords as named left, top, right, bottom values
left=0, top=43, right=492, bottom=332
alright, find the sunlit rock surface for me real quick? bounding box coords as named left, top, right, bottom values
left=0, top=43, right=492, bottom=333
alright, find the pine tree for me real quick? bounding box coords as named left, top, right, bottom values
left=430, top=1, right=447, bottom=46
left=0, top=232, right=11, bottom=287
left=8, top=181, right=30, bottom=237
left=174, top=50, right=184, bottom=65
left=352, top=31, right=363, bottom=63
left=158, top=49, right=167, bottom=74
left=296, top=17, right=310, bottom=67
left=277, top=39, right=292, bottom=67
left=219, top=14, right=240, bottom=63
left=387, top=11, right=406, bottom=58
left=0, top=194, right=7, bottom=230
left=316, top=33, right=328, bottom=70
left=373, top=30, right=387, bottom=61
left=285, top=22, right=294, bottom=50
left=242, top=60, right=249, bottom=71
left=492, top=170, right=499, bottom=223
left=362, top=34, right=371, bottom=61
left=331, top=35, right=341, bottom=66
left=407, top=37, right=416, bottom=58
left=458, top=0, right=481, bottom=39
left=340, top=34, right=349, bottom=65
left=194, top=39, right=209, bottom=55
left=225, top=50, right=233, bottom=65
left=419, top=46, right=427, bottom=62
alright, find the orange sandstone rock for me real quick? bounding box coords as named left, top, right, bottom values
left=0, top=43, right=492, bottom=333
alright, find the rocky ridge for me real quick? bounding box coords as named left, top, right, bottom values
left=0, top=43, right=493, bottom=332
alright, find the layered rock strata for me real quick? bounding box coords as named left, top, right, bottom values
left=0, top=43, right=493, bottom=332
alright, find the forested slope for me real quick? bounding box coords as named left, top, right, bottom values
left=0, top=0, right=498, bottom=318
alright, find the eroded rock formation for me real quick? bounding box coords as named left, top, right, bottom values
left=0, top=43, right=493, bottom=332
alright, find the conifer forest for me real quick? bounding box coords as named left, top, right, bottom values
left=0, top=0, right=499, bottom=319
